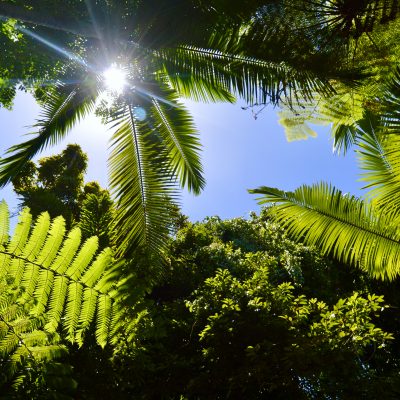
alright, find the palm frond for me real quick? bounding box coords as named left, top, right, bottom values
left=150, top=95, right=205, bottom=194
left=381, top=66, right=400, bottom=133
left=0, top=80, right=98, bottom=186
left=160, top=65, right=236, bottom=103
left=108, top=103, right=177, bottom=256
left=152, top=45, right=335, bottom=105
left=357, top=118, right=400, bottom=218
left=250, top=183, right=400, bottom=280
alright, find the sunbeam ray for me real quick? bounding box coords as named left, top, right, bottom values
left=13, top=23, right=91, bottom=70
left=135, top=88, right=178, bottom=108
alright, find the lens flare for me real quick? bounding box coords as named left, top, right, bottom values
left=103, top=66, right=127, bottom=93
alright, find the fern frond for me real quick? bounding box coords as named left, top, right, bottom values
left=75, top=288, right=98, bottom=346
left=31, top=270, right=54, bottom=316
left=20, top=212, right=50, bottom=261
left=80, top=248, right=112, bottom=287
left=35, top=216, right=66, bottom=268
left=51, top=227, right=82, bottom=274
left=4, top=208, right=33, bottom=281
left=20, top=263, right=40, bottom=300
left=0, top=205, right=118, bottom=346
left=27, top=344, right=67, bottom=360
left=44, top=276, right=69, bottom=333
left=6, top=207, right=32, bottom=256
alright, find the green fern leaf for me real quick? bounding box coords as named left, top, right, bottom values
left=35, top=216, right=66, bottom=268
left=31, top=269, right=55, bottom=316
left=50, top=227, right=81, bottom=274
left=21, top=212, right=50, bottom=262
left=20, top=263, right=40, bottom=301
left=64, top=282, right=83, bottom=341
left=75, top=288, right=98, bottom=346
left=2, top=208, right=32, bottom=280
left=7, top=208, right=32, bottom=255
left=44, top=276, right=69, bottom=333
left=65, top=236, right=98, bottom=281
left=95, top=294, right=112, bottom=348
left=80, top=247, right=112, bottom=287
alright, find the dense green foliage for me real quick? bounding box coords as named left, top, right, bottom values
left=66, top=213, right=400, bottom=399
left=12, top=144, right=88, bottom=225
left=2, top=196, right=400, bottom=398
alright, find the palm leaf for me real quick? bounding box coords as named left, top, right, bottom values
left=357, top=117, right=400, bottom=219
left=0, top=80, right=98, bottom=186
left=150, top=95, right=205, bottom=194
left=381, top=66, right=400, bottom=133
left=108, top=103, right=176, bottom=256
left=159, top=65, right=236, bottom=103
left=250, top=183, right=400, bottom=280
left=152, top=45, right=335, bottom=105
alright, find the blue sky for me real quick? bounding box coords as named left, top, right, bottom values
left=1, top=92, right=362, bottom=222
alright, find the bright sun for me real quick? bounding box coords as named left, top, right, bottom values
left=103, top=65, right=127, bottom=93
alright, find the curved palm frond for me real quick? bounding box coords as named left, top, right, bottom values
left=357, top=118, right=400, bottom=218
left=147, top=81, right=205, bottom=194
left=159, top=64, right=236, bottom=103
left=0, top=79, right=99, bottom=186
left=249, top=183, right=400, bottom=280
left=152, top=45, right=335, bottom=105
left=108, top=103, right=177, bottom=257
left=381, top=66, right=400, bottom=133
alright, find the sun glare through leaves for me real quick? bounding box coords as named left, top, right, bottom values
left=103, top=65, right=127, bottom=94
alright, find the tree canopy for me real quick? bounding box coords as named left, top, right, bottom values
left=2, top=2, right=400, bottom=398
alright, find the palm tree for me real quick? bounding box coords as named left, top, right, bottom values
left=0, top=1, right=337, bottom=257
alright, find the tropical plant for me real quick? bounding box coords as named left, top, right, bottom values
left=250, top=107, right=400, bottom=280
left=0, top=200, right=119, bottom=390
left=222, top=1, right=400, bottom=148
